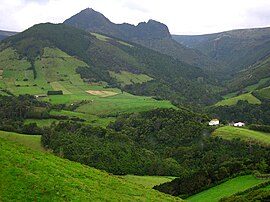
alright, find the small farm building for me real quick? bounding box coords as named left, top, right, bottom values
left=209, top=119, right=219, bottom=126
left=233, top=122, right=245, bottom=127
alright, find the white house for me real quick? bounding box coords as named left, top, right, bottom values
left=234, top=122, right=245, bottom=127
left=209, top=119, right=219, bottom=126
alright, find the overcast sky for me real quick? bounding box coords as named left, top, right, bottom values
left=1, top=0, right=270, bottom=35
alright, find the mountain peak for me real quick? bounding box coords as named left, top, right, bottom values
left=64, top=8, right=113, bottom=31
left=64, top=8, right=171, bottom=40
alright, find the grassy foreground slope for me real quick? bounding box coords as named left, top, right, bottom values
left=0, top=137, right=181, bottom=201
left=212, top=126, right=270, bottom=146
left=186, top=175, right=267, bottom=202
left=0, top=130, right=43, bottom=152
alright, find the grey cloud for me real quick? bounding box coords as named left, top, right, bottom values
left=122, top=1, right=149, bottom=12
left=21, top=0, right=50, bottom=5
left=246, top=6, right=270, bottom=26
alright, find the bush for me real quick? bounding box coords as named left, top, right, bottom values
left=47, top=90, right=63, bottom=95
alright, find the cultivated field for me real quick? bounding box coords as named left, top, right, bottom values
left=187, top=175, right=267, bottom=202
left=212, top=126, right=270, bottom=146
left=86, top=90, right=118, bottom=97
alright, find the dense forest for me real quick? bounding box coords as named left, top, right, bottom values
left=209, top=100, right=270, bottom=125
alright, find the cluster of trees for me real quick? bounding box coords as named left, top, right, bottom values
left=209, top=100, right=270, bottom=125
left=41, top=121, right=184, bottom=176
left=0, top=95, right=48, bottom=134
left=249, top=124, right=270, bottom=133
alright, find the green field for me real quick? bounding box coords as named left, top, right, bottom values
left=109, top=70, right=153, bottom=86
left=50, top=110, right=115, bottom=127
left=120, top=175, right=176, bottom=189
left=216, top=93, right=261, bottom=106
left=0, top=137, right=182, bottom=201
left=187, top=175, right=267, bottom=202
left=91, top=33, right=133, bottom=47
left=244, top=77, right=270, bottom=92
left=212, top=126, right=270, bottom=146
left=254, top=86, right=270, bottom=100
left=24, top=118, right=60, bottom=127
left=0, top=130, right=43, bottom=152
left=76, top=93, right=175, bottom=116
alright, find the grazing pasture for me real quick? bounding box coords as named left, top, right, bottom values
left=212, top=126, right=270, bottom=146
left=187, top=175, right=267, bottom=202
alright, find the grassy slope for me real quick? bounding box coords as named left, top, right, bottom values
left=120, top=175, right=176, bottom=189
left=0, top=137, right=181, bottom=201
left=0, top=47, right=174, bottom=123
left=0, top=130, right=43, bottom=152
left=244, top=77, right=270, bottom=92
left=186, top=175, right=267, bottom=202
left=109, top=70, right=153, bottom=86
left=76, top=92, right=175, bottom=116
left=50, top=110, right=115, bottom=127
left=215, top=93, right=261, bottom=106
left=212, top=126, right=270, bottom=146
left=255, top=86, right=270, bottom=100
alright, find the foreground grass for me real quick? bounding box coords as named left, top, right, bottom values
left=0, top=130, right=43, bottom=152
left=120, top=175, right=176, bottom=189
left=187, top=175, right=267, bottom=202
left=0, top=137, right=181, bottom=201
left=216, top=93, right=261, bottom=106
left=212, top=126, right=270, bottom=146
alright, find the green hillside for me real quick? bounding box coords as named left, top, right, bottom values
left=186, top=175, right=268, bottom=202
left=215, top=93, right=261, bottom=106
left=0, top=130, right=43, bottom=151
left=173, top=27, right=270, bottom=78
left=0, top=22, right=221, bottom=105
left=0, top=136, right=182, bottom=201
left=212, top=126, right=270, bottom=146
left=64, top=8, right=221, bottom=72
left=228, top=55, right=270, bottom=92
left=253, top=86, right=270, bottom=101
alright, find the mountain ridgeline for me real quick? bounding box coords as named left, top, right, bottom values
left=173, top=28, right=270, bottom=90
left=0, top=30, right=17, bottom=41
left=1, top=23, right=220, bottom=105
left=64, top=8, right=171, bottom=40
left=64, top=8, right=222, bottom=73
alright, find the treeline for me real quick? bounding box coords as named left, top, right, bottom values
left=209, top=100, right=270, bottom=125
left=0, top=95, right=48, bottom=134
left=41, top=121, right=184, bottom=176
left=0, top=95, right=76, bottom=135
left=249, top=124, right=270, bottom=133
